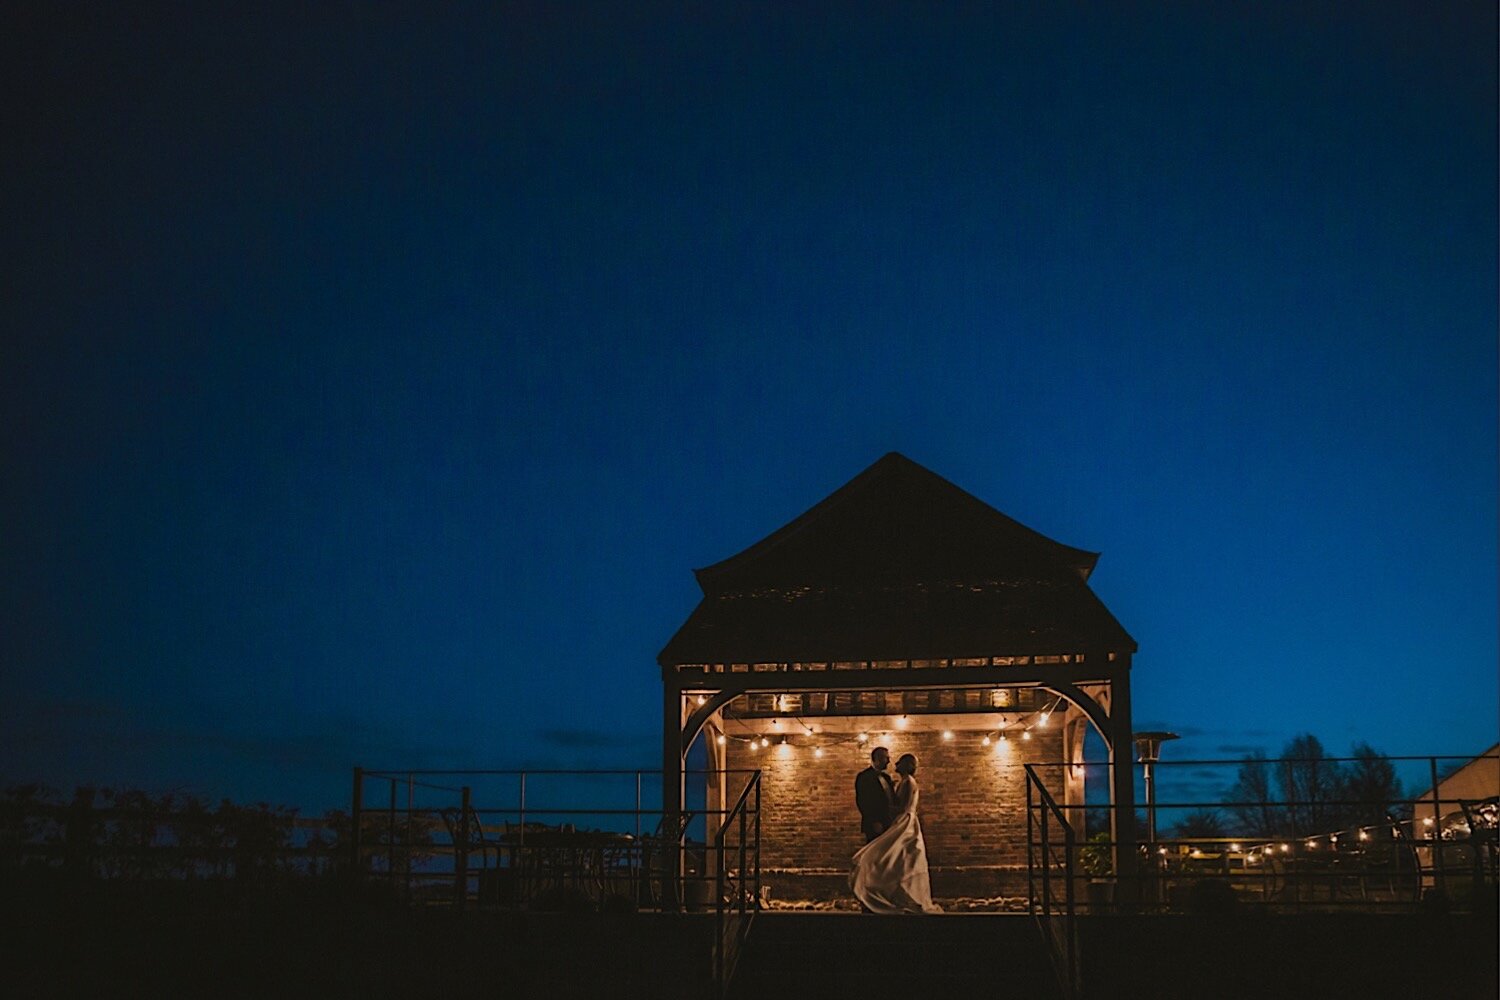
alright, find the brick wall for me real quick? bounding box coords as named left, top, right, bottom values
left=717, top=727, right=1065, bottom=900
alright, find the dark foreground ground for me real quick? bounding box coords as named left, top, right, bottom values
left=2, top=877, right=1495, bottom=998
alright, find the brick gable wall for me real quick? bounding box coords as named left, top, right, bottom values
left=718, top=727, right=1065, bottom=899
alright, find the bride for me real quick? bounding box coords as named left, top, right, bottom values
left=849, top=752, right=942, bottom=913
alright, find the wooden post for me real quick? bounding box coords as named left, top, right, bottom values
left=1108, top=654, right=1139, bottom=909
left=453, top=785, right=471, bottom=909
left=350, top=767, right=364, bottom=876
left=661, top=675, right=683, bottom=910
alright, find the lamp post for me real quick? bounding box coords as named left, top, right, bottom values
left=1133, top=731, right=1179, bottom=845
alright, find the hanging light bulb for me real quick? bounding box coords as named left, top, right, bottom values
left=942, top=730, right=953, bottom=741
left=857, top=732, right=869, bottom=744
left=814, top=747, right=824, bottom=759
left=1038, top=712, right=1050, bottom=728
left=981, top=735, right=991, bottom=746
left=716, top=734, right=726, bottom=746
left=772, top=718, right=781, bottom=730
left=696, top=694, right=706, bottom=706
left=896, top=715, right=909, bottom=729
left=1306, top=839, right=1316, bottom=850
left=1021, top=730, right=1032, bottom=741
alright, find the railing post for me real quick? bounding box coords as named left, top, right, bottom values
left=387, top=778, right=397, bottom=884
left=1026, top=770, right=1036, bottom=915
left=752, top=774, right=761, bottom=911
left=405, top=773, right=414, bottom=899
left=350, top=767, right=363, bottom=876
left=1429, top=756, right=1447, bottom=901
left=453, top=785, right=470, bottom=909
left=1040, top=789, right=1051, bottom=915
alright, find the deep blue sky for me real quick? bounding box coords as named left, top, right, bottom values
left=3, top=3, right=1495, bottom=812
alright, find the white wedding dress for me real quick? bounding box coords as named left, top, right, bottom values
left=849, top=777, right=942, bottom=914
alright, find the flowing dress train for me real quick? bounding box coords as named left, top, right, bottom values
left=849, top=780, right=942, bottom=914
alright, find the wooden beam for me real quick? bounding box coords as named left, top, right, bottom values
left=674, top=663, right=1119, bottom=695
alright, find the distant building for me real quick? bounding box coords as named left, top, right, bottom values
left=658, top=452, right=1140, bottom=902
left=1412, top=743, right=1500, bottom=831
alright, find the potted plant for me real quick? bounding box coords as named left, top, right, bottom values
left=1080, top=831, right=1115, bottom=910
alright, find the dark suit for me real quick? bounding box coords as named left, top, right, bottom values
left=854, top=766, right=896, bottom=842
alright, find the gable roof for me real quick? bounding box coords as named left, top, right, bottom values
left=658, top=453, right=1136, bottom=665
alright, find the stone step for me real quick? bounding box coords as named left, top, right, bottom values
left=727, top=913, right=1061, bottom=1000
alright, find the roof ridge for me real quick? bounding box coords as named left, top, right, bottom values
left=692, top=452, right=1099, bottom=594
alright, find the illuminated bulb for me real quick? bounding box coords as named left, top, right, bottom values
left=1038, top=713, right=1050, bottom=728
left=760, top=737, right=770, bottom=749
left=696, top=695, right=706, bottom=706
left=1358, top=830, right=1368, bottom=841
left=1422, top=817, right=1434, bottom=826
left=1305, top=840, right=1316, bottom=849
left=1021, top=730, right=1032, bottom=741
left=857, top=732, right=868, bottom=744
left=772, top=718, right=781, bottom=729
left=814, top=747, right=824, bottom=759
left=897, top=715, right=909, bottom=729
left=1280, top=844, right=1290, bottom=853
left=942, top=730, right=954, bottom=741
left=1158, top=847, right=1167, bottom=855
left=998, top=732, right=1008, bottom=743
left=716, top=734, right=726, bottom=746
left=981, top=735, right=991, bottom=746
left=1229, top=843, right=1240, bottom=852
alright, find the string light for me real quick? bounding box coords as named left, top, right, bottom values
left=897, top=715, right=909, bottom=729
left=1021, top=730, right=1032, bottom=741
left=942, top=730, right=954, bottom=741
left=716, top=734, right=726, bottom=746
left=814, top=747, right=824, bottom=759
left=857, top=732, right=868, bottom=744
left=1038, top=712, right=1050, bottom=728
left=696, top=694, right=706, bottom=706
left=981, top=735, right=991, bottom=746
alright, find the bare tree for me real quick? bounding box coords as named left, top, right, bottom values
left=1338, top=742, right=1403, bottom=827
left=1280, top=734, right=1344, bottom=835
left=1227, top=752, right=1281, bottom=836
left=1171, top=809, right=1227, bottom=838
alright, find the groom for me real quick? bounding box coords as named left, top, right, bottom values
left=854, top=746, right=896, bottom=842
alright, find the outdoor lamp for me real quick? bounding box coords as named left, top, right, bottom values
left=1133, top=731, right=1179, bottom=847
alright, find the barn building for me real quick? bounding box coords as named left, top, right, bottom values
left=658, top=452, right=1139, bottom=903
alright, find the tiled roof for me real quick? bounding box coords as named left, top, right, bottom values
left=658, top=453, right=1135, bottom=665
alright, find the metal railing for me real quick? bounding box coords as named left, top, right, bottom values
left=1027, top=754, right=1498, bottom=918
left=713, top=771, right=761, bottom=999
left=349, top=768, right=763, bottom=913
left=1026, top=764, right=1079, bottom=1000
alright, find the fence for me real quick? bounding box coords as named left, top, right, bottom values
left=0, top=788, right=346, bottom=880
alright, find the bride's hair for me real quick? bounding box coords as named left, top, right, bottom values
left=895, top=753, right=917, bottom=775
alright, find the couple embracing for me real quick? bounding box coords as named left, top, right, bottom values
left=850, top=746, right=942, bottom=913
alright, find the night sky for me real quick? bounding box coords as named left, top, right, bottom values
left=3, top=3, right=1495, bottom=813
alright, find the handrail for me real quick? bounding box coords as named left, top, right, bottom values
left=714, top=770, right=761, bottom=1000
left=1026, top=764, right=1078, bottom=1000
